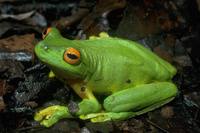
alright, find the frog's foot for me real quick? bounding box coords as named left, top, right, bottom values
left=34, top=105, right=73, bottom=127
left=80, top=112, right=134, bottom=122
left=89, top=32, right=109, bottom=40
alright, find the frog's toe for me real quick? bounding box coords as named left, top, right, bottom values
left=80, top=113, right=111, bottom=122
left=80, top=113, right=102, bottom=120
left=34, top=108, right=54, bottom=121
left=36, top=111, right=64, bottom=127
left=90, top=115, right=111, bottom=122
left=40, top=115, right=59, bottom=127
left=80, top=112, right=135, bottom=122
left=34, top=112, right=44, bottom=121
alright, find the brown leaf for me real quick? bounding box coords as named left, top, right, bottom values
left=0, top=34, right=35, bottom=52
left=116, top=1, right=184, bottom=40
left=77, top=0, right=126, bottom=37
left=0, top=11, right=35, bottom=21
left=153, top=46, right=173, bottom=63
left=54, top=8, right=89, bottom=29
left=0, top=11, right=47, bottom=27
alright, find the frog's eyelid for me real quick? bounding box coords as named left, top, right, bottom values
left=42, top=27, right=52, bottom=39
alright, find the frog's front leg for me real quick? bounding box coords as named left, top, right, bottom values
left=34, top=105, right=74, bottom=127
left=81, top=82, right=177, bottom=122
left=72, top=85, right=101, bottom=115
left=34, top=86, right=101, bottom=127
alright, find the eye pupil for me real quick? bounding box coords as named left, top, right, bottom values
left=67, top=53, right=78, bottom=59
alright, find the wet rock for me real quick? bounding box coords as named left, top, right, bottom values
left=0, top=52, right=33, bottom=62
left=68, top=100, right=79, bottom=114
left=115, top=119, right=145, bottom=133
left=30, top=120, right=81, bottom=133
left=85, top=121, right=113, bottom=133
left=184, top=92, right=200, bottom=108
left=116, top=0, right=185, bottom=40
left=24, top=101, right=38, bottom=108
left=81, top=127, right=91, bottom=133
left=0, top=60, right=24, bottom=82
left=174, top=39, right=187, bottom=55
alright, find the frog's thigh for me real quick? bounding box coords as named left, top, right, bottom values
left=103, top=82, right=177, bottom=112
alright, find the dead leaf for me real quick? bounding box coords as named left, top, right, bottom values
left=0, top=60, right=24, bottom=81
left=0, top=11, right=47, bottom=27
left=24, top=12, right=47, bottom=27
left=153, top=46, right=173, bottom=63
left=0, top=34, right=35, bottom=52
left=0, top=11, right=35, bottom=21
left=77, top=0, right=126, bottom=37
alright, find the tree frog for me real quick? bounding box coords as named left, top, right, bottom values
left=34, top=27, right=177, bottom=127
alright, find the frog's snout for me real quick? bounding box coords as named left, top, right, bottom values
left=34, top=42, right=49, bottom=61
left=43, top=44, right=49, bottom=51
left=35, top=42, right=49, bottom=54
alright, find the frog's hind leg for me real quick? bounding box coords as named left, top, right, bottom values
left=80, top=82, right=177, bottom=122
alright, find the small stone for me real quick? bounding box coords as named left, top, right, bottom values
left=81, top=127, right=91, bottom=133
left=24, top=101, right=38, bottom=108
left=68, top=100, right=79, bottom=114
left=161, top=106, right=174, bottom=119
left=173, top=55, right=192, bottom=67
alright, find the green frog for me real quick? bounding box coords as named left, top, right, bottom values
left=34, top=27, right=177, bottom=127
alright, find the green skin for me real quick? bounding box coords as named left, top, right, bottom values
left=34, top=27, right=178, bottom=127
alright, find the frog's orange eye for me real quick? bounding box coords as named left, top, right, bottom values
left=63, top=48, right=81, bottom=65
left=42, top=28, right=52, bottom=39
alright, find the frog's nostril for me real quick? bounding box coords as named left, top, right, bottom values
left=43, top=45, right=49, bottom=50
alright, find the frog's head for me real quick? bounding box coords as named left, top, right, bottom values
left=35, top=27, right=88, bottom=80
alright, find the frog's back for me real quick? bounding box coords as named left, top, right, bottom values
left=78, top=37, right=176, bottom=92
left=113, top=38, right=177, bottom=81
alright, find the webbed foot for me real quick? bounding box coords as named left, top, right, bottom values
left=34, top=105, right=72, bottom=127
